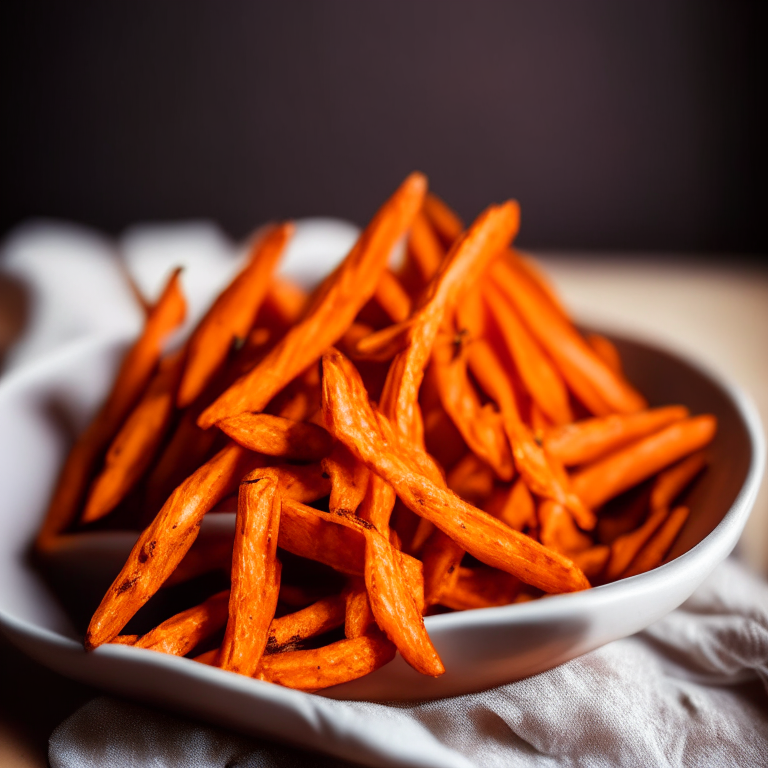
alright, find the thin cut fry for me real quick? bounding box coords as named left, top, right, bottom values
left=257, top=630, right=396, bottom=691
left=622, top=506, right=690, bottom=578
left=136, top=590, right=229, bottom=656
left=37, top=268, right=186, bottom=547
left=267, top=595, right=346, bottom=652
left=178, top=224, right=292, bottom=408
left=423, top=192, right=464, bottom=245
left=571, top=416, right=717, bottom=509
left=321, top=349, right=590, bottom=594
left=544, top=406, right=690, bottom=467
left=198, top=173, right=427, bottom=427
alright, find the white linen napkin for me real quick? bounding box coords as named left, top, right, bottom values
left=2, top=221, right=766, bottom=767
left=47, top=558, right=768, bottom=768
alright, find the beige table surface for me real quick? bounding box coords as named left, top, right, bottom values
left=1, top=254, right=766, bottom=767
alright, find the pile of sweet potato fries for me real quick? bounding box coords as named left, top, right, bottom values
left=36, top=173, right=716, bottom=690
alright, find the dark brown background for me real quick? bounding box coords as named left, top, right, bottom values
left=1, top=0, right=765, bottom=256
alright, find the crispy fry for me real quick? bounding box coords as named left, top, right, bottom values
left=495, top=478, right=536, bottom=532
left=374, top=269, right=413, bottom=324
left=406, top=211, right=446, bottom=282
left=423, top=192, right=464, bottom=246
left=267, top=595, right=346, bottom=652
left=136, top=590, right=230, bottom=656
left=604, top=507, right=668, bottom=582
left=217, top=412, right=334, bottom=461
left=37, top=268, right=186, bottom=547
left=484, top=282, right=572, bottom=426
left=321, top=349, right=590, bottom=593
left=257, top=630, right=396, bottom=691
left=85, top=443, right=263, bottom=649
left=439, top=566, right=520, bottom=611
left=259, top=277, right=308, bottom=332
left=649, top=451, right=707, bottom=512
left=571, top=416, right=717, bottom=509
left=622, top=506, right=690, bottom=578
left=323, top=443, right=370, bottom=515
left=344, top=578, right=375, bottom=639
left=543, top=406, right=690, bottom=467
left=82, top=349, right=185, bottom=523
left=490, top=258, right=645, bottom=415
left=178, top=224, right=292, bottom=408
left=199, top=173, right=427, bottom=427
left=219, top=474, right=281, bottom=676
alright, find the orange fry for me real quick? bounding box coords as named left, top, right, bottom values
left=543, top=405, right=690, bottom=467
left=484, top=282, right=572, bottom=426
left=136, top=590, right=230, bottom=656
left=344, top=578, right=375, bottom=639
left=178, top=224, right=292, bottom=408
left=422, top=192, right=464, bottom=245
left=37, top=268, right=186, bottom=547
left=622, top=506, right=690, bottom=578
left=374, top=269, right=413, bottom=323
left=323, top=443, right=370, bottom=515
left=217, top=412, right=334, bottom=461
left=572, top=416, right=717, bottom=509
left=198, top=173, right=427, bottom=427
left=587, top=333, right=623, bottom=376
left=649, top=451, right=707, bottom=512
left=257, top=630, right=396, bottom=691
left=406, top=210, right=446, bottom=283
left=490, top=258, right=645, bottom=415
left=321, top=349, right=590, bottom=594
left=267, top=595, right=346, bottom=652
left=82, top=349, right=185, bottom=523
left=439, top=566, right=520, bottom=611
left=85, top=443, right=263, bottom=649
left=219, top=474, right=282, bottom=676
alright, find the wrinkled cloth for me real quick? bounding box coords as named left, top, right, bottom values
left=49, top=558, right=768, bottom=768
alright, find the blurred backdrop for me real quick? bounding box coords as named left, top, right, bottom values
left=1, top=0, right=765, bottom=257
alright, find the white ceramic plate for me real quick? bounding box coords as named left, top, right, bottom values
left=0, top=329, right=763, bottom=759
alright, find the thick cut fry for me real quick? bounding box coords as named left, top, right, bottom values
left=374, top=269, right=412, bottom=323
left=543, top=406, right=690, bottom=467
left=219, top=475, right=282, bottom=676
left=421, top=529, right=464, bottom=606
left=423, top=192, right=464, bottom=245
left=622, top=506, right=690, bottom=578
left=267, top=595, right=346, bottom=652
left=572, top=416, right=717, bottom=509
left=217, top=413, right=334, bottom=461
left=490, top=258, right=645, bottom=415
left=82, top=350, right=185, bottom=523
left=257, top=630, right=396, bottom=691
left=85, top=443, right=263, bottom=649
left=484, top=282, right=572, bottom=426
left=321, top=350, right=590, bottom=593
left=439, top=566, right=520, bottom=611
left=178, top=224, right=292, bottom=408
left=37, top=269, right=186, bottom=547
left=199, top=174, right=427, bottom=427
left=136, top=590, right=230, bottom=656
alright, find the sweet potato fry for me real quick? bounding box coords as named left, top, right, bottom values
left=217, top=412, right=334, bottom=462
left=323, top=443, right=370, bottom=515
left=422, top=192, right=464, bottom=246
left=587, top=333, right=623, bottom=376
left=258, top=277, right=308, bottom=332
left=374, top=268, right=412, bottom=324
left=321, top=349, right=590, bottom=593
left=484, top=282, right=572, bottom=426
left=490, top=258, right=645, bottom=415
left=439, top=566, right=520, bottom=611
left=543, top=405, right=690, bottom=467
left=267, top=595, right=346, bottom=652
left=178, top=224, right=292, bottom=408
left=406, top=210, right=446, bottom=283
left=82, top=349, right=186, bottom=523
left=219, top=474, right=282, bottom=676
left=622, top=506, right=690, bottom=578
left=494, top=478, right=536, bottom=532
left=571, top=416, right=717, bottom=509
left=604, top=507, right=668, bottom=582
left=649, top=451, right=707, bottom=512
left=257, top=630, right=396, bottom=691
left=538, top=500, right=593, bottom=555
left=198, top=173, right=427, bottom=427
left=37, top=268, right=186, bottom=547
left=136, top=590, right=230, bottom=656
left=343, top=578, right=375, bottom=639
left=85, top=442, right=264, bottom=649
